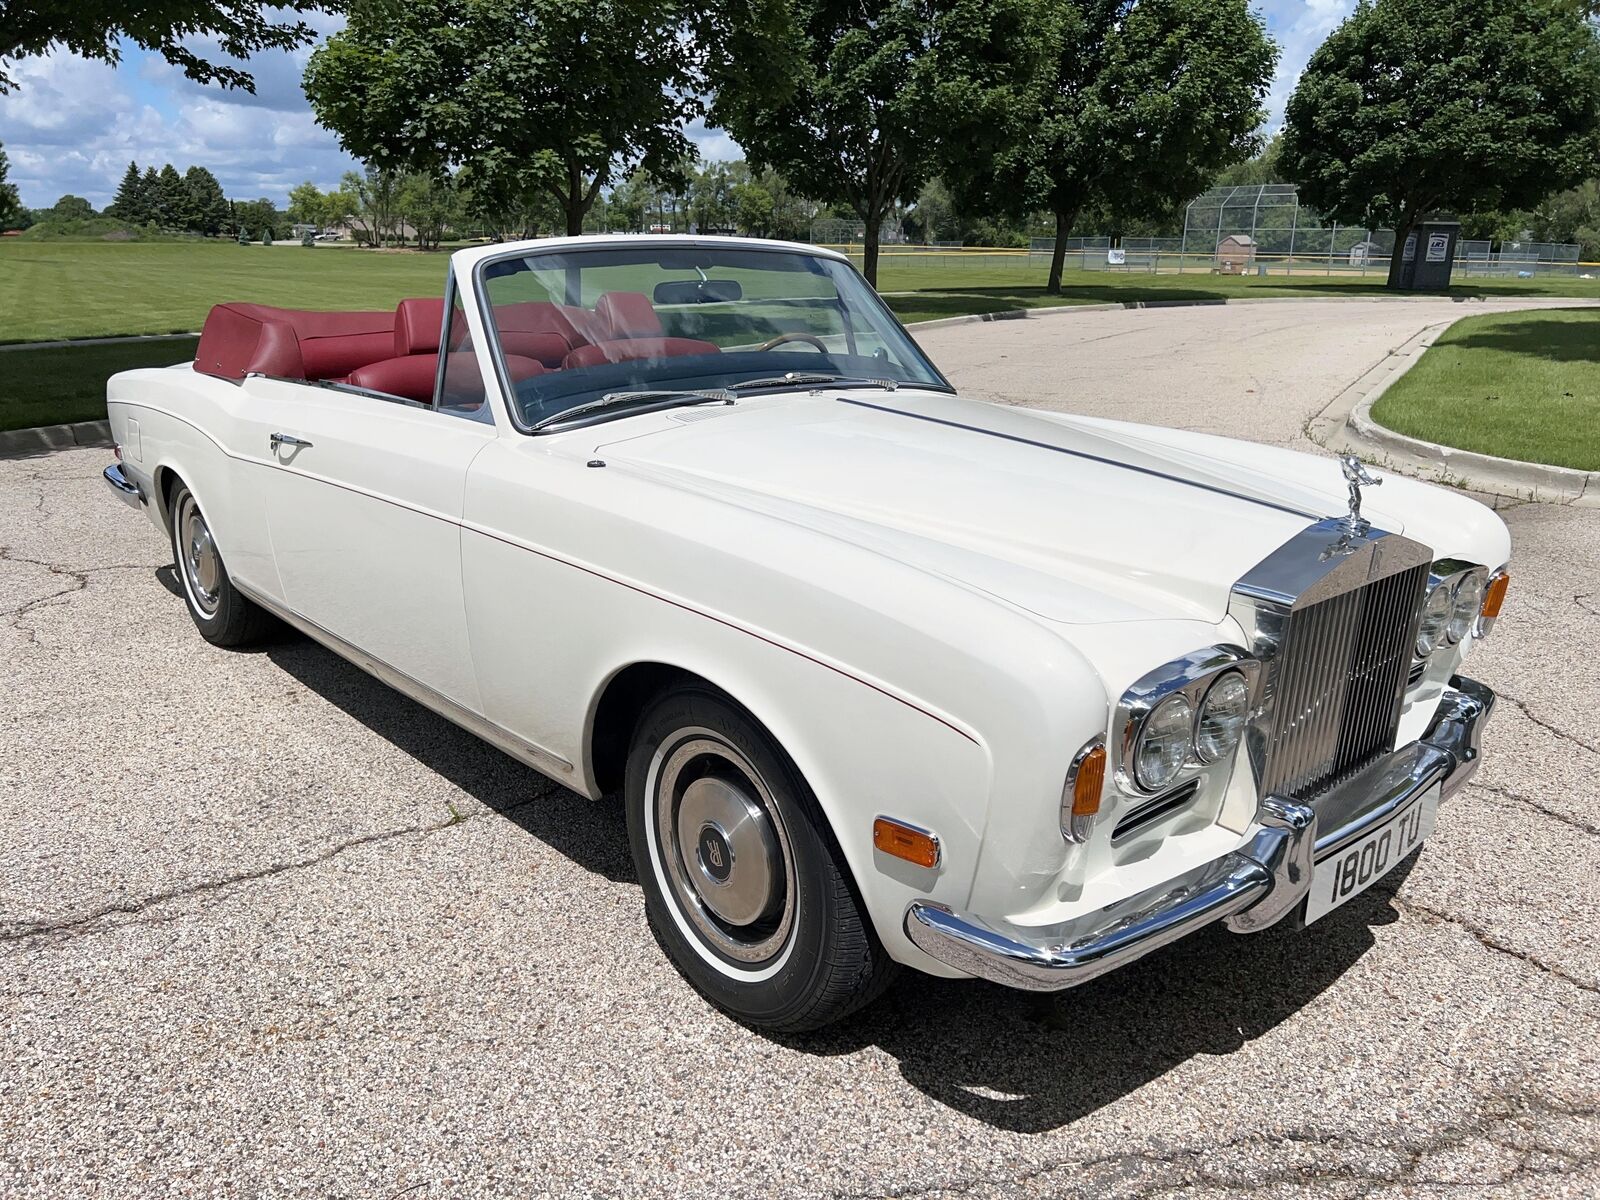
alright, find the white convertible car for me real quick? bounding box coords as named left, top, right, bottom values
left=103, top=236, right=1509, bottom=1030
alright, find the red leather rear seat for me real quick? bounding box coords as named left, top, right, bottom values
left=194, top=302, right=395, bottom=381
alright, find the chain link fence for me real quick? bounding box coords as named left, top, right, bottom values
left=810, top=186, right=1583, bottom=279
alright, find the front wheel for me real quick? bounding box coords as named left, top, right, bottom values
left=625, top=685, right=897, bottom=1031
left=168, top=481, right=275, bottom=647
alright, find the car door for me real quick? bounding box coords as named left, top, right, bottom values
left=240, top=295, right=495, bottom=711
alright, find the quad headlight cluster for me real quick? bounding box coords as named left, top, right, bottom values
left=1133, top=671, right=1252, bottom=791
left=1416, top=564, right=1503, bottom=661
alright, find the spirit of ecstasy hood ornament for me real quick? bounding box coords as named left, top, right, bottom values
left=1340, top=454, right=1382, bottom=533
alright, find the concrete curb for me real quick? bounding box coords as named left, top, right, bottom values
left=0, top=420, right=113, bottom=459
left=0, top=332, right=200, bottom=352
left=1308, top=312, right=1599, bottom=507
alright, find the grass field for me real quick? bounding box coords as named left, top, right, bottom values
left=1370, top=308, right=1600, bottom=471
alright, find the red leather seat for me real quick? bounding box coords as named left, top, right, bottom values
left=195, top=302, right=395, bottom=381
left=595, top=291, right=664, bottom=339
left=492, top=302, right=578, bottom=367
left=562, top=338, right=721, bottom=370
left=347, top=351, right=545, bottom=404
left=393, top=298, right=464, bottom=356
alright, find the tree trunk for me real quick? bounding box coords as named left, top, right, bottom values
left=1047, top=207, right=1080, bottom=295
left=863, top=218, right=881, bottom=288
left=1386, top=209, right=1418, bottom=290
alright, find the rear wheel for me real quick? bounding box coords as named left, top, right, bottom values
left=168, top=481, right=275, bottom=647
left=625, top=684, right=897, bottom=1031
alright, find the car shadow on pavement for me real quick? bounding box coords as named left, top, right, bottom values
left=778, top=860, right=1416, bottom=1134
left=246, top=613, right=1412, bottom=1135
left=262, top=630, right=636, bottom=885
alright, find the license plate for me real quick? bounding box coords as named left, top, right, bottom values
left=1304, top=783, right=1441, bottom=925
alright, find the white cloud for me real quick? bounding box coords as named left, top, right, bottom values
left=0, top=42, right=357, bottom=210
left=1259, top=0, right=1357, bottom=130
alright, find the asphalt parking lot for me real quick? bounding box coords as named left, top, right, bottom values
left=3, top=297, right=1597, bottom=1198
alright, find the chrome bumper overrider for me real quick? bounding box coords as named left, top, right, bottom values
left=904, top=677, right=1495, bottom=992
left=103, top=463, right=145, bottom=510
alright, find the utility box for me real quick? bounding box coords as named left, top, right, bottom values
left=1397, top=218, right=1460, bottom=289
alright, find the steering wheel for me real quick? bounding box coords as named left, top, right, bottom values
left=757, top=331, right=829, bottom=353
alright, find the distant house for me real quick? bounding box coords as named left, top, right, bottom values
left=1215, top=234, right=1257, bottom=274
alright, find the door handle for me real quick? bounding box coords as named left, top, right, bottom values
left=270, top=432, right=312, bottom=451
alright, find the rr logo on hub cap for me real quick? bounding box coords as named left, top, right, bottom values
left=697, top=824, right=733, bottom=884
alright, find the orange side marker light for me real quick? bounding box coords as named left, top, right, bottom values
left=873, top=817, right=941, bottom=869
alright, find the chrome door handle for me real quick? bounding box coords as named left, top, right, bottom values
left=269, top=432, right=312, bottom=451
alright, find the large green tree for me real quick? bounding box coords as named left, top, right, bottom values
left=105, top=161, right=148, bottom=225
left=948, top=0, right=1275, bottom=293
left=1280, top=0, right=1600, bottom=288
left=304, top=0, right=702, bottom=237
left=706, top=0, right=1052, bottom=285
left=0, top=1, right=332, bottom=94
left=182, top=165, right=231, bottom=235
left=0, top=144, right=22, bottom=229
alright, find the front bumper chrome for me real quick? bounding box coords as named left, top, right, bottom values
left=103, top=463, right=145, bottom=510
left=904, top=676, right=1494, bottom=992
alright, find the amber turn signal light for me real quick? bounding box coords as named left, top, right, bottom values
left=1481, top=571, right=1510, bottom=619
left=873, top=817, right=941, bottom=868
left=1071, top=745, right=1108, bottom=818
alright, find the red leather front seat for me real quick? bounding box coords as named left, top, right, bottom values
left=348, top=352, right=546, bottom=403
left=596, top=291, right=665, bottom=339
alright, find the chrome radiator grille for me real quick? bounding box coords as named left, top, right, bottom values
left=1257, top=560, right=1429, bottom=799
left=1230, top=521, right=1434, bottom=805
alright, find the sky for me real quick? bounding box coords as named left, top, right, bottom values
left=0, top=2, right=1353, bottom=213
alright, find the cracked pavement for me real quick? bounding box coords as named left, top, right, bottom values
left=3, top=299, right=1598, bottom=1197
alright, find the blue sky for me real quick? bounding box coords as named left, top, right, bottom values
left=0, top=2, right=1353, bottom=212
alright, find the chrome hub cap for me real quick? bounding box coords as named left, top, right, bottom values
left=178, top=495, right=220, bottom=615
left=653, top=733, right=795, bottom=966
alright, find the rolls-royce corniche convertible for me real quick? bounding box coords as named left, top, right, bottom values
left=102, top=236, right=1509, bottom=1031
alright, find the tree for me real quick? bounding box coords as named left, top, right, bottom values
left=183, top=166, right=230, bottom=235
left=707, top=0, right=1050, bottom=285
left=1, top=1, right=331, bottom=95
left=106, top=161, right=148, bottom=224
left=49, top=194, right=94, bottom=220
left=339, top=168, right=402, bottom=246
left=139, top=166, right=162, bottom=225
left=155, top=163, right=186, bottom=229
left=304, top=0, right=701, bottom=237
left=1281, top=0, right=1600, bottom=288
left=287, top=181, right=327, bottom=227
left=947, top=0, right=1275, bottom=293
left=232, top=197, right=281, bottom=241
left=397, top=172, right=459, bottom=249
left=0, top=144, right=22, bottom=229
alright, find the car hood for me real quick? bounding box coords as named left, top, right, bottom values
left=589, top=390, right=1403, bottom=625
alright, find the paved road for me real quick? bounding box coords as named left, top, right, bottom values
left=3, top=298, right=1597, bottom=1198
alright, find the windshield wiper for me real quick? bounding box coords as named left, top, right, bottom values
left=531, top=389, right=734, bottom=431
left=729, top=372, right=899, bottom=392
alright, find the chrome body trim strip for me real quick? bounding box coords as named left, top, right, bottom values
left=232, top=578, right=576, bottom=780
left=103, top=463, right=145, bottom=509
left=903, top=677, right=1493, bottom=991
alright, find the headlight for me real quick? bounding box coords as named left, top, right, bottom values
left=1134, top=694, right=1193, bottom=791
left=1447, top=571, right=1485, bottom=644
left=1195, top=672, right=1250, bottom=763
left=1415, top=583, right=1451, bottom=657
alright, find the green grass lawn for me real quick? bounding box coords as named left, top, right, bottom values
left=1370, top=308, right=1600, bottom=471
left=0, top=338, right=199, bottom=433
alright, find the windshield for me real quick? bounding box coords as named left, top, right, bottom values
left=473, top=241, right=950, bottom=431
